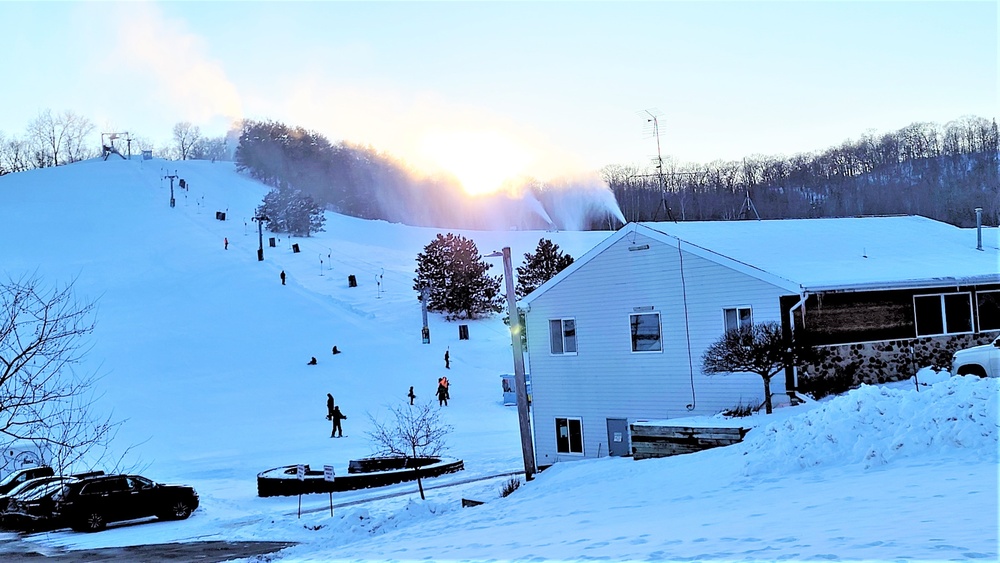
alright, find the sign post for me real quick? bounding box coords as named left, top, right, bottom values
left=323, top=464, right=336, bottom=516
left=295, top=464, right=305, bottom=518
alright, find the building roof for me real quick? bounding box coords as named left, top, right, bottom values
left=521, top=215, right=999, bottom=305
left=640, top=216, right=999, bottom=292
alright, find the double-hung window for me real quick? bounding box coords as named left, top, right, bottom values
left=630, top=312, right=662, bottom=352
left=555, top=417, right=583, bottom=454
left=549, top=319, right=577, bottom=355
left=723, top=306, right=752, bottom=332
left=913, top=292, right=973, bottom=336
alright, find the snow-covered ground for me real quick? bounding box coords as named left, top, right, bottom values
left=0, top=158, right=996, bottom=561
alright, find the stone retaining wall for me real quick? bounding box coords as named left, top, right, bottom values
left=798, top=331, right=998, bottom=398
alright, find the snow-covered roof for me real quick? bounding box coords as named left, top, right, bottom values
left=522, top=215, right=999, bottom=305
left=640, top=215, right=999, bottom=292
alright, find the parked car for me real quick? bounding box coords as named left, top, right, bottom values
left=0, top=476, right=68, bottom=513
left=54, top=474, right=199, bottom=532
left=0, top=466, right=54, bottom=496
left=951, top=335, right=1000, bottom=377
left=1, top=479, right=75, bottom=533
left=0, top=471, right=102, bottom=514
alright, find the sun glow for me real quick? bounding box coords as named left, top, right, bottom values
left=419, top=130, right=532, bottom=196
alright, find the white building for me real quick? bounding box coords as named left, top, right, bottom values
left=520, top=216, right=999, bottom=467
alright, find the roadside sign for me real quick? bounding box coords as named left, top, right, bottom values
left=295, top=464, right=305, bottom=481
left=323, top=465, right=336, bottom=517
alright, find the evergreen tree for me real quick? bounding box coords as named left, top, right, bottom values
left=257, top=188, right=325, bottom=237
left=413, top=233, right=502, bottom=320
left=516, top=238, right=575, bottom=299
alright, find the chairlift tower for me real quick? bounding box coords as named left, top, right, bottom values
left=163, top=171, right=178, bottom=208
left=101, top=132, right=132, bottom=160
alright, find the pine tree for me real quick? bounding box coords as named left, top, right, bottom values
left=257, top=188, right=325, bottom=237
left=515, top=238, right=575, bottom=299
left=413, top=233, right=502, bottom=320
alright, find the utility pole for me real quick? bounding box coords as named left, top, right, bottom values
left=420, top=287, right=430, bottom=344
left=490, top=247, right=536, bottom=481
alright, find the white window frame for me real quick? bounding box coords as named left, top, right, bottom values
left=629, top=312, right=663, bottom=353
left=977, top=290, right=1000, bottom=332
left=723, top=306, right=753, bottom=332
left=555, top=417, right=584, bottom=455
left=548, top=318, right=577, bottom=355
left=913, top=292, right=974, bottom=336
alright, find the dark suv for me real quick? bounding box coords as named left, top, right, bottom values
left=55, top=474, right=199, bottom=532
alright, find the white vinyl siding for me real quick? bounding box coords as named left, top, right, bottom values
left=526, top=232, right=790, bottom=465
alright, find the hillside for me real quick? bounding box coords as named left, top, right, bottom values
left=0, top=158, right=995, bottom=561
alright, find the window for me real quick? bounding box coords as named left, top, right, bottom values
left=549, top=319, right=577, bottom=354
left=914, top=292, right=973, bottom=336
left=977, top=291, right=1000, bottom=332
left=630, top=312, right=662, bottom=352
left=555, top=417, right=583, bottom=454
left=723, top=307, right=752, bottom=332
left=81, top=479, right=126, bottom=495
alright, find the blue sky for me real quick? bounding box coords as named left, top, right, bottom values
left=2, top=1, right=996, bottom=192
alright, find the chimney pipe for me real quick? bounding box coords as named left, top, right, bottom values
left=975, top=207, right=983, bottom=251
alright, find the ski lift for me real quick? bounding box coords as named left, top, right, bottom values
left=101, top=132, right=132, bottom=161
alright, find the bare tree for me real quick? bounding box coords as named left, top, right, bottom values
left=25, top=110, right=95, bottom=167
left=172, top=122, right=202, bottom=160
left=190, top=136, right=228, bottom=162
left=366, top=402, right=451, bottom=500
left=2, top=136, right=33, bottom=174
left=0, top=274, right=120, bottom=474
left=60, top=112, right=97, bottom=163
left=701, top=321, right=813, bottom=414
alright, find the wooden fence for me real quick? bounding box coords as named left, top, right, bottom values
left=630, top=423, right=749, bottom=460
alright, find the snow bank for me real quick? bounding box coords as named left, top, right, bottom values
left=742, top=376, right=998, bottom=475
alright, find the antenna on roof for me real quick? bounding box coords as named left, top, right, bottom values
left=739, top=190, right=760, bottom=221
left=644, top=109, right=677, bottom=223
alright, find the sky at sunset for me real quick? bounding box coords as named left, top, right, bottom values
left=2, top=1, right=996, bottom=193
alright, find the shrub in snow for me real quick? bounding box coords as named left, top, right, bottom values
left=722, top=401, right=760, bottom=418
left=500, top=477, right=521, bottom=498
left=702, top=321, right=817, bottom=414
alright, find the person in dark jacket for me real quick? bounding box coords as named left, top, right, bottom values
left=407, top=386, right=416, bottom=405
left=326, top=393, right=335, bottom=420
left=280, top=270, right=286, bottom=285
left=436, top=380, right=448, bottom=406
left=330, top=406, right=347, bottom=437
left=444, top=348, right=450, bottom=369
